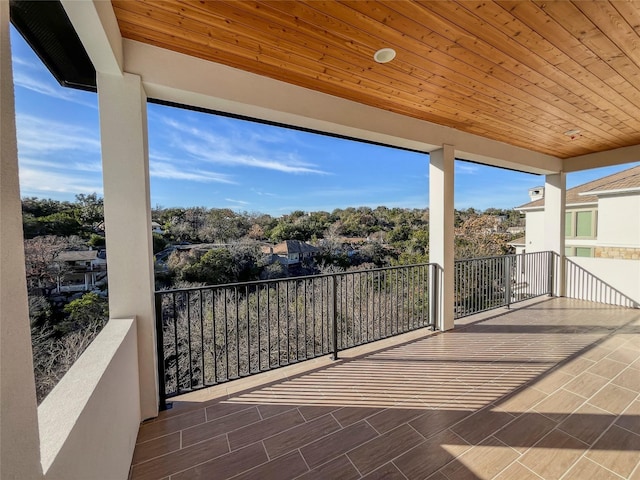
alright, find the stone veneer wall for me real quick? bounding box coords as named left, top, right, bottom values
left=595, top=247, right=640, bottom=260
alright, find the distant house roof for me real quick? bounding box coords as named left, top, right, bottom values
left=57, top=250, right=98, bottom=262
left=508, top=236, right=526, bottom=246
left=272, top=240, right=319, bottom=255
left=518, top=165, right=640, bottom=210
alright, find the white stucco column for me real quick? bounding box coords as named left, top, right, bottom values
left=97, top=72, right=157, bottom=419
left=429, top=145, right=455, bottom=331
left=0, top=3, right=44, bottom=478
left=544, top=173, right=566, bottom=296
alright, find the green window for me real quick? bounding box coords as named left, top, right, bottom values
left=575, top=211, right=593, bottom=237
left=565, top=212, right=573, bottom=237
left=575, top=247, right=593, bottom=257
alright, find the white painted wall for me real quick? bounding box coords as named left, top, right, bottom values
left=597, top=194, right=640, bottom=247
left=524, top=210, right=546, bottom=253
left=565, top=258, right=639, bottom=308
left=0, top=1, right=44, bottom=477
left=39, top=319, right=140, bottom=480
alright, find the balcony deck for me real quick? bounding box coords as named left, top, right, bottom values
left=130, top=298, right=640, bottom=480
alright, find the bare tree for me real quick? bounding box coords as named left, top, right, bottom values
left=23, top=235, right=83, bottom=294
left=32, top=320, right=106, bottom=403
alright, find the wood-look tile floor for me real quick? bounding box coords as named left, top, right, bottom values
left=130, top=298, right=640, bottom=479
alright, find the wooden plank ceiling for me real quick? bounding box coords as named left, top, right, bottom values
left=112, top=0, right=640, bottom=159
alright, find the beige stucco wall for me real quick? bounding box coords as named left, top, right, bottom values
left=565, top=257, right=639, bottom=308
left=596, top=194, right=640, bottom=249
left=39, top=318, right=140, bottom=480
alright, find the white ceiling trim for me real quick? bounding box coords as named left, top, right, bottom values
left=122, top=39, right=562, bottom=175
left=61, top=0, right=123, bottom=76
left=564, top=145, right=640, bottom=173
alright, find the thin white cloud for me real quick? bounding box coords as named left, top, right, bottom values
left=250, top=188, right=277, bottom=197
left=455, top=163, right=480, bottom=175
left=224, top=198, right=250, bottom=205
left=16, top=114, right=101, bottom=156
left=19, top=168, right=103, bottom=196
left=18, top=157, right=64, bottom=170
left=13, top=62, right=98, bottom=108
left=150, top=161, right=237, bottom=184
left=161, top=116, right=329, bottom=175
left=71, top=160, right=103, bottom=173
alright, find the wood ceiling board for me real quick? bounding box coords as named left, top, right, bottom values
left=429, top=1, right=638, bottom=138
left=111, top=0, right=640, bottom=160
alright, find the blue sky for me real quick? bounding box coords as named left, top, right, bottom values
left=11, top=26, right=639, bottom=216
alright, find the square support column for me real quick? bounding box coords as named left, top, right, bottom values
left=429, top=145, right=455, bottom=331
left=98, top=72, right=158, bottom=419
left=0, top=2, right=44, bottom=477
left=544, top=173, right=566, bottom=297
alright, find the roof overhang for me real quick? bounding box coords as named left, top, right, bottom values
left=11, top=0, right=640, bottom=176
left=580, top=187, right=640, bottom=197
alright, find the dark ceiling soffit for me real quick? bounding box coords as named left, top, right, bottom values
left=9, top=0, right=96, bottom=92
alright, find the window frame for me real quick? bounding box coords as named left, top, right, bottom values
left=565, top=208, right=597, bottom=240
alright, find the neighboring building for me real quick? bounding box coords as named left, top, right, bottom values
left=262, top=240, right=320, bottom=265
left=54, top=249, right=107, bottom=293
left=518, top=165, right=640, bottom=259
left=508, top=236, right=526, bottom=256
left=506, top=226, right=525, bottom=235
left=151, top=221, right=165, bottom=234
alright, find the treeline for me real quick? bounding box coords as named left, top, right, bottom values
left=22, top=196, right=524, bottom=290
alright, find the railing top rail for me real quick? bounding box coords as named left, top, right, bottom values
left=155, top=262, right=433, bottom=295
left=454, top=250, right=552, bottom=264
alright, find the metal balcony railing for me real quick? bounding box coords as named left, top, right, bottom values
left=155, top=263, right=434, bottom=407
left=454, top=251, right=554, bottom=318
left=155, top=252, right=554, bottom=407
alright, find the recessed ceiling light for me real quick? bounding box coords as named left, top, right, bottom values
left=374, top=48, right=396, bottom=64
left=564, top=129, right=581, bottom=136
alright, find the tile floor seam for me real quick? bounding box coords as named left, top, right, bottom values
left=295, top=447, right=311, bottom=474
left=205, top=404, right=255, bottom=422
left=557, top=455, right=626, bottom=480
left=570, top=422, right=634, bottom=478
left=628, top=459, right=640, bottom=480
left=389, top=461, right=410, bottom=480
left=489, top=455, right=542, bottom=480
left=178, top=413, right=264, bottom=450
left=614, top=422, right=640, bottom=440
left=135, top=430, right=181, bottom=449
left=135, top=444, right=231, bottom=480
left=363, top=417, right=382, bottom=436
left=342, top=421, right=430, bottom=475
left=513, top=461, right=546, bottom=480
left=532, top=387, right=590, bottom=424
left=260, top=413, right=359, bottom=459
left=129, top=432, right=231, bottom=476
left=343, top=452, right=362, bottom=478
left=223, top=447, right=284, bottom=480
